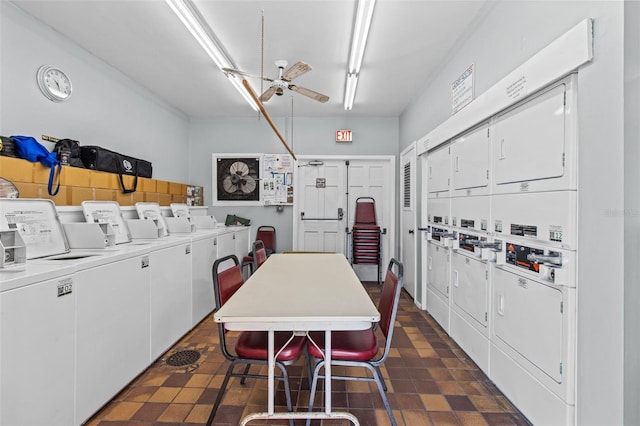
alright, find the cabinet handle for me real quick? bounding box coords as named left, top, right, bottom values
left=428, top=256, right=432, bottom=271
left=453, top=270, right=459, bottom=287
left=497, top=294, right=505, bottom=316
left=499, top=139, right=506, bottom=159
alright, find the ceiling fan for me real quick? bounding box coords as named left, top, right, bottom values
left=223, top=60, right=329, bottom=103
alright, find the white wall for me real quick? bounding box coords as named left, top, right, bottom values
left=399, top=1, right=628, bottom=424
left=189, top=116, right=399, bottom=252
left=0, top=2, right=190, bottom=183
left=624, top=1, right=640, bottom=425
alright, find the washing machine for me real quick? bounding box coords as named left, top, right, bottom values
left=0, top=261, right=77, bottom=426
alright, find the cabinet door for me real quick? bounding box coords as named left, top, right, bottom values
left=75, top=257, right=150, bottom=424
left=451, top=253, right=488, bottom=327
left=1, top=275, right=75, bottom=426
left=191, top=236, right=216, bottom=327
left=234, top=227, right=251, bottom=261
left=150, top=243, right=192, bottom=359
left=216, top=231, right=236, bottom=263
left=493, top=84, right=567, bottom=185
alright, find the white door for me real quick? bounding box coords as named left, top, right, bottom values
left=294, top=159, right=348, bottom=253
left=400, top=144, right=416, bottom=299
left=294, top=156, right=395, bottom=282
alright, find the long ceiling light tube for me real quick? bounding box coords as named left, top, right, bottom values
left=165, top=0, right=258, bottom=111
left=344, top=73, right=358, bottom=110
left=344, top=0, right=376, bottom=110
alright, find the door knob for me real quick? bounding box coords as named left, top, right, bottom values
left=408, top=229, right=414, bottom=234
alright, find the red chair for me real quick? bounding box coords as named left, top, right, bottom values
left=351, top=197, right=382, bottom=283
left=242, top=226, right=277, bottom=277
left=305, top=258, right=403, bottom=426
left=251, top=239, right=268, bottom=271
left=206, top=254, right=306, bottom=426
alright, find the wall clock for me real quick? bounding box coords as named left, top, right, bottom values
left=36, top=65, right=72, bottom=102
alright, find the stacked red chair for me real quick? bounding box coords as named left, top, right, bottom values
left=351, top=197, right=382, bottom=283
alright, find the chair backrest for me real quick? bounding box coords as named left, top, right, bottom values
left=212, top=254, right=244, bottom=310
left=378, top=258, right=403, bottom=347
left=256, top=225, right=276, bottom=255
left=252, top=239, right=268, bottom=271
left=354, top=197, right=377, bottom=225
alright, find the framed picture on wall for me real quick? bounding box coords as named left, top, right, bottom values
left=212, top=154, right=262, bottom=206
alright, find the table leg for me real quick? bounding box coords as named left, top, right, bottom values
left=325, top=329, right=332, bottom=415
left=268, top=329, right=275, bottom=415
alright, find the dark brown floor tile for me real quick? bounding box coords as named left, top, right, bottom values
left=445, top=395, right=477, bottom=411
left=130, top=402, right=169, bottom=421
left=394, top=393, right=424, bottom=410
left=348, top=392, right=374, bottom=408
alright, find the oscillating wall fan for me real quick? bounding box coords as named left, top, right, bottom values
left=224, top=60, right=329, bottom=103
left=216, top=158, right=260, bottom=201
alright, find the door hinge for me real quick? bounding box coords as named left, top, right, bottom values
left=486, top=170, right=489, bottom=179
left=485, top=312, right=488, bottom=322
left=560, top=362, right=563, bottom=375
left=562, top=153, right=565, bottom=167
left=560, top=301, right=564, bottom=314
left=485, top=270, right=489, bottom=280
left=446, top=285, right=449, bottom=295
left=487, top=128, right=490, bottom=138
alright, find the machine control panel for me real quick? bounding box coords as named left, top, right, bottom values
left=506, top=242, right=544, bottom=272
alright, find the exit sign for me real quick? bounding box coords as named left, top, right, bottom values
left=336, top=130, right=353, bottom=143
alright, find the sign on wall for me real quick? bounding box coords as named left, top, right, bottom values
left=451, top=63, right=474, bottom=115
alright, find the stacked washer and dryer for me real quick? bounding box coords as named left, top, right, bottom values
left=422, top=74, right=578, bottom=425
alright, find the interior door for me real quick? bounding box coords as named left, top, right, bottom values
left=400, top=144, right=416, bottom=299
left=294, top=156, right=396, bottom=282
left=294, top=159, right=347, bottom=253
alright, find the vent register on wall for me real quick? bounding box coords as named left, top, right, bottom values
left=212, top=153, right=294, bottom=206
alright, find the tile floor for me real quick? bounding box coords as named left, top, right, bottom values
left=87, top=282, right=531, bottom=425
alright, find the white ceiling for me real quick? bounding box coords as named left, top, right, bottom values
left=10, top=0, right=488, bottom=119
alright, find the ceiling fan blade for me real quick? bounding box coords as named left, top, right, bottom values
left=288, top=84, right=330, bottom=103
left=282, top=61, right=312, bottom=81
left=259, top=86, right=277, bottom=102
left=222, top=67, right=274, bottom=82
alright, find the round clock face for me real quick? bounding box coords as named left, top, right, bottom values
left=37, top=65, right=72, bottom=102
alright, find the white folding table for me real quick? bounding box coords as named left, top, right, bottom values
left=213, top=253, right=380, bottom=425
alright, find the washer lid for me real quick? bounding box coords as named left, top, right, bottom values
left=0, top=198, right=69, bottom=259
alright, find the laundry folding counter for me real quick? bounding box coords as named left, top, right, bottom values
left=213, top=252, right=380, bottom=425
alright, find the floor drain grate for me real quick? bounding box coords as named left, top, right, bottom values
left=166, top=349, right=201, bottom=367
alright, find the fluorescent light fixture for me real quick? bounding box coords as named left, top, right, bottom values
left=344, top=0, right=376, bottom=110
left=165, top=0, right=258, bottom=111
left=344, top=73, right=358, bottom=110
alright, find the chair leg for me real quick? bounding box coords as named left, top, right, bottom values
left=275, top=362, right=295, bottom=426
left=206, top=360, right=237, bottom=426
left=306, top=360, right=324, bottom=426
left=374, top=365, right=387, bottom=391
left=368, top=364, right=397, bottom=426
left=239, top=363, right=251, bottom=384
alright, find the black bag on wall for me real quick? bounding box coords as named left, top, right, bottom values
left=0, top=136, right=18, bottom=158
left=54, top=139, right=85, bottom=168
left=79, top=145, right=152, bottom=193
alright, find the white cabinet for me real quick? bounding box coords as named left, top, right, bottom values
left=191, top=233, right=216, bottom=327
left=215, top=230, right=235, bottom=261
left=451, top=254, right=488, bottom=329
left=1, top=275, right=75, bottom=426
left=150, top=240, right=192, bottom=360
left=234, top=227, right=251, bottom=261
left=74, top=256, right=150, bottom=425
